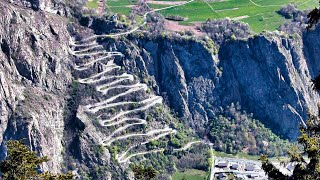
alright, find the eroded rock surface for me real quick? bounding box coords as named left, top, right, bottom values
left=119, top=31, right=320, bottom=139
left=0, top=0, right=72, bottom=173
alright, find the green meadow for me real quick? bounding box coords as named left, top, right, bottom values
left=86, top=0, right=319, bottom=32
left=152, top=0, right=318, bottom=32
left=86, top=0, right=138, bottom=16
left=172, top=169, right=208, bottom=180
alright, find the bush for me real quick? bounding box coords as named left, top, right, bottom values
left=169, top=138, right=181, bottom=148
left=0, top=140, right=73, bottom=179
left=278, top=4, right=298, bottom=19
left=208, top=103, right=289, bottom=156
left=131, top=164, right=157, bottom=180
left=230, top=34, right=237, bottom=41
left=201, top=18, right=251, bottom=45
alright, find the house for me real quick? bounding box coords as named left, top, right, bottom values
left=245, top=164, right=255, bottom=171
left=247, top=173, right=259, bottom=178
left=216, top=161, right=228, bottom=168
left=218, top=172, right=227, bottom=180
left=236, top=174, right=247, bottom=180
left=230, top=163, right=239, bottom=170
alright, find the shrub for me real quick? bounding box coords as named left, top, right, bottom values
left=201, top=18, right=251, bottom=45
left=169, top=138, right=181, bottom=148
left=278, top=4, right=298, bottom=19
left=0, top=140, right=73, bottom=179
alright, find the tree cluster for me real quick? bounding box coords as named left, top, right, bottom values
left=0, top=140, right=73, bottom=180
left=261, top=108, right=320, bottom=179
left=278, top=4, right=310, bottom=34
left=307, top=2, right=320, bottom=29
left=201, top=18, right=251, bottom=45
left=131, top=164, right=157, bottom=180
left=278, top=4, right=300, bottom=19
left=209, top=103, right=289, bottom=156
left=175, top=153, right=209, bottom=171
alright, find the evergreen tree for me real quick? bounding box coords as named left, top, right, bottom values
left=131, top=164, right=157, bottom=180
left=260, top=82, right=320, bottom=179
left=307, top=1, right=320, bottom=29
left=260, top=109, right=320, bottom=179
left=0, top=140, right=74, bottom=180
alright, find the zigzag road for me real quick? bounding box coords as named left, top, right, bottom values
left=68, top=0, right=209, bottom=163
left=70, top=40, right=179, bottom=163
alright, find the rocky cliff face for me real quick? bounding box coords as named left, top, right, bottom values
left=119, top=30, right=320, bottom=139
left=8, top=0, right=57, bottom=11
left=218, top=34, right=318, bottom=138
left=0, top=2, right=127, bottom=178
left=7, top=0, right=77, bottom=16
left=123, top=37, right=218, bottom=129
left=0, top=0, right=72, bottom=173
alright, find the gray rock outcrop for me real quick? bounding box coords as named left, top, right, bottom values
left=120, top=30, right=320, bottom=139
left=0, top=0, right=72, bottom=173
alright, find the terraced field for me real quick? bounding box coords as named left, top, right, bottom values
left=86, top=0, right=318, bottom=32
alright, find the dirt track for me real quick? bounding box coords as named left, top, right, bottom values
left=147, top=0, right=186, bottom=5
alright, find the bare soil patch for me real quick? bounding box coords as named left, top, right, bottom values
left=164, top=20, right=204, bottom=36
left=216, top=7, right=239, bottom=12
left=232, top=15, right=249, bottom=20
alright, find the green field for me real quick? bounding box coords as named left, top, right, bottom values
left=152, top=0, right=318, bottom=32
left=172, top=169, right=208, bottom=180
left=86, top=0, right=318, bottom=32
left=86, top=0, right=138, bottom=16
left=86, top=0, right=99, bottom=9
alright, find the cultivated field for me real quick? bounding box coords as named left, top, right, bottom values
left=86, top=0, right=318, bottom=32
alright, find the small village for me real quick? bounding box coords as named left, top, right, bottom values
left=213, top=157, right=294, bottom=180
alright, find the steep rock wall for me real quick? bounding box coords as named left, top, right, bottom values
left=120, top=30, right=320, bottom=139
left=218, top=35, right=318, bottom=138
left=120, top=38, right=219, bottom=129
left=0, top=1, right=71, bottom=173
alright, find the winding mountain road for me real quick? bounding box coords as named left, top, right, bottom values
left=71, top=0, right=195, bottom=44
left=68, top=0, right=208, bottom=162
left=70, top=39, right=179, bottom=163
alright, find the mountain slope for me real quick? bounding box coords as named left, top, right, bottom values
left=1, top=0, right=320, bottom=178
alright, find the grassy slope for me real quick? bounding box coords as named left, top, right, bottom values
left=86, top=0, right=138, bottom=16
left=86, top=0, right=99, bottom=9
left=172, top=169, right=208, bottom=180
